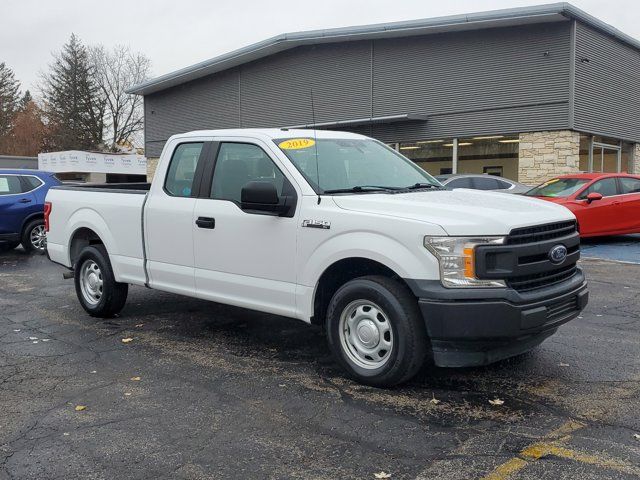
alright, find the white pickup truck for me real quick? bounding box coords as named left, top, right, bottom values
left=45, top=129, right=588, bottom=386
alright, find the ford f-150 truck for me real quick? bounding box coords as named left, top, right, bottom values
left=45, top=129, right=588, bottom=386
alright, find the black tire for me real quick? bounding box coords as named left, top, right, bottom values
left=325, top=275, right=428, bottom=387
left=21, top=218, right=46, bottom=254
left=0, top=241, right=20, bottom=253
left=74, top=245, right=128, bottom=318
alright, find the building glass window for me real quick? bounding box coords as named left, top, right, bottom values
left=399, top=135, right=519, bottom=180
left=457, top=135, right=519, bottom=180
left=578, top=134, right=632, bottom=174
left=399, top=139, right=453, bottom=176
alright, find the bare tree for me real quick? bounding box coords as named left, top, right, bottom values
left=90, top=45, right=151, bottom=151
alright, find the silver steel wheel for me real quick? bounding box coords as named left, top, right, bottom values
left=79, top=260, right=104, bottom=306
left=339, top=300, right=394, bottom=370
left=30, top=224, right=46, bottom=251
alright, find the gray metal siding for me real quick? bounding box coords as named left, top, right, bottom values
left=144, top=22, right=573, bottom=156
left=145, top=69, right=240, bottom=157
left=240, top=42, right=372, bottom=128
left=573, top=21, right=640, bottom=143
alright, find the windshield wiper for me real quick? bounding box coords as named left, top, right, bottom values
left=323, top=185, right=401, bottom=194
left=404, top=182, right=442, bottom=190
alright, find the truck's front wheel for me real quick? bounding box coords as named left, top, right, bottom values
left=326, top=276, right=427, bottom=387
left=74, top=245, right=128, bottom=318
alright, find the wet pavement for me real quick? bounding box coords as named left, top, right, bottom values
left=0, top=249, right=639, bottom=479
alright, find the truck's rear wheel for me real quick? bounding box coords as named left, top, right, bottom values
left=326, top=275, right=427, bottom=387
left=74, top=245, right=128, bottom=318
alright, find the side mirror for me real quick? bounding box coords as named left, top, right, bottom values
left=586, top=192, right=603, bottom=203
left=241, top=181, right=286, bottom=215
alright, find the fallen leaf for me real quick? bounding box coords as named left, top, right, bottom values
left=279, top=384, right=286, bottom=387
left=90, top=370, right=97, bottom=374
left=29, top=336, right=38, bottom=340
left=135, top=324, right=144, bottom=328
left=430, top=394, right=441, bottom=405
left=74, top=405, right=86, bottom=411
left=124, top=392, right=132, bottom=396
left=558, top=362, right=570, bottom=367
left=633, top=433, right=640, bottom=441
left=63, top=432, right=70, bottom=436
left=489, top=398, right=505, bottom=406
left=42, top=339, right=50, bottom=342
left=13, top=329, right=20, bottom=332
left=374, top=473, right=391, bottom=479
left=130, top=376, right=141, bottom=381
left=121, top=338, right=133, bottom=343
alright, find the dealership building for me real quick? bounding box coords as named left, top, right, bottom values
left=129, top=3, right=640, bottom=185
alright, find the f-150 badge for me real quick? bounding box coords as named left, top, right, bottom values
left=302, top=219, right=331, bottom=229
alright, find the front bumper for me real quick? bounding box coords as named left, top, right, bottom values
left=406, top=269, right=588, bottom=367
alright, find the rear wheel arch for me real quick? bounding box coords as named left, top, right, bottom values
left=20, top=212, right=44, bottom=235
left=69, top=227, right=105, bottom=268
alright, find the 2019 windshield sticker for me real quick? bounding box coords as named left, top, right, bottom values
left=278, top=138, right=316, bottom=150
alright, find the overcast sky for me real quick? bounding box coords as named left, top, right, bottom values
left=2, top=0, right=639, bottom=94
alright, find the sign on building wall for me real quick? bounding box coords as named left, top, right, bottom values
left=38, top=151, right=147, bottom=175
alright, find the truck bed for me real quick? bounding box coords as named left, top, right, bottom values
left=46, top=184, right=149, bottom=286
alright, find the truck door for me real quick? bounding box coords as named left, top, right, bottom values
left=144, top=141, right=207, bottom=295
left=192, top=140, right=299, bottom=318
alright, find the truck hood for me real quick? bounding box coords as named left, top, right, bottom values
left=332, top=189, right=575, bottom=236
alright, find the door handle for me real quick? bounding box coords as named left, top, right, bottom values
left=18, top=198, right=32, bottom=203
left=195, top=217, right=215, bottom=229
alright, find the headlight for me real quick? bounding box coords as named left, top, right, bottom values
left=424, top=236, right=507, bottom=288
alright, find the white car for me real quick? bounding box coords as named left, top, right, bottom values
left=45, top=129, right=588, bottom=386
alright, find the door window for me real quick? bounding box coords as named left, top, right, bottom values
left=620, top=177, right=640, bottom=194
left=164, top=143, right=204, bottom=197
left=472, top=177, right=501, bottom=190
left=19, top=176, right=44, bottom=192
left=578, top=178, right=619, bottom=199
left=447, top=177, right=473, bottom=189
left=0, top=176, right=22, bottom=195
left=211, top=143, right=285, bottom=203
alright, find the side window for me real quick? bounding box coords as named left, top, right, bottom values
left=164, top=143, right=204, bottom=197
left=473, top=177, right=501, bottom=190
left=578, top=178, right=618, bottom=199
left=447, top=178, right=473, bottom=189
left=211, top=143, right=285, bottom=203
left=20, top=176, right=43, bottom=193
left=620, top=177, right=640, bottom=194
left=0, top=175, right=22, bottom=195
left=495, top=180, right=512, bottom=190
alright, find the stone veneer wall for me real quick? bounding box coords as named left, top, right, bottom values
left=632, top=144, right=640, bottom=175
left=146, top=157, right=160, bottom=183
left=518, top=131, right=580, bottom=185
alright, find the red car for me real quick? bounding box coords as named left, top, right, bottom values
left=526, top=173, right=640, bottom=237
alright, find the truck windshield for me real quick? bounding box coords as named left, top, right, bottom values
left=274, top=137, right=441, bottom=193
left=525, top=178, right=590, bottom=198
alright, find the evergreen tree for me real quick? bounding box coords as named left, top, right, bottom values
left=42, top=34, right=105, bottom=150
left=0, top=62, right=21, bottom=139
left=19, top=90, right=32, bottom=111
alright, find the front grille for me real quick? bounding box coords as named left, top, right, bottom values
left=507, top=264, right=578, bottom=292
left=506, top=221, right=577, bottom=245
left=546, top=295, right=580, bottom=321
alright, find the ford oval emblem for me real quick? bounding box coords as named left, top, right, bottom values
left=549, top=244, right=568, bottom=264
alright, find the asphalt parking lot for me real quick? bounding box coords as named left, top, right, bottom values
left=1, top=246, right=639, bottom=480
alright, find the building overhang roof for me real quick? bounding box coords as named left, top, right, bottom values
left=128, top=3, right=640, bottom=96
left=285, top=114, right=428, bottom=129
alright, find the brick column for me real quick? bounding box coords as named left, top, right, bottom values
left=518, top=131, right=580, bottom=185
left=146, top=157, right=160, bottom=182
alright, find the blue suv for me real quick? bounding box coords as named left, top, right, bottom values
left=0, top=169, right=61, bottom=253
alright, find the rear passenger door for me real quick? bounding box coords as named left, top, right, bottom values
left=192, top=139, right=300, bottom=317
left=145, top=141, right=208, bottom=295
left=617, top=177, right=640, bottom=231
left=0, top=175, right=35, bottom=236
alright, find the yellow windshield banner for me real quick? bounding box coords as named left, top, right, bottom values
left=278, top=138, right=316, bottom=150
